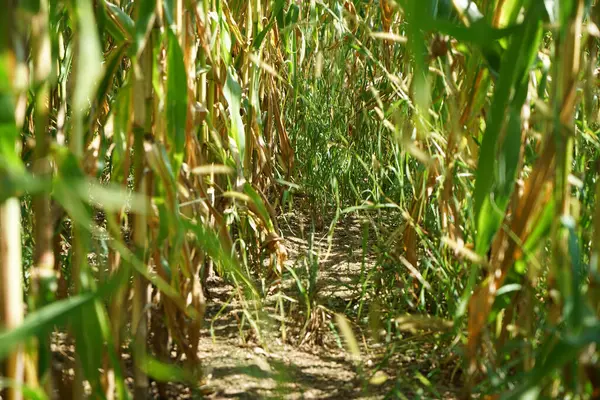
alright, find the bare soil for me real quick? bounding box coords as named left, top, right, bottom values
left=195, top=212, right=461, bottom=399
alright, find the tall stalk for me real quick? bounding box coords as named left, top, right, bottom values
left=131, top=172, right=149, bottom=400
left=550, top=0, right=584, bottom=323
left=0, top=199, right=25, bottom=400
left=131, top=26, right=153, bottom=399
left=29, top=0, right=54, bottom=392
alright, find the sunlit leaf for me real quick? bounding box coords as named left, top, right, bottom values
left=103, top=0, right=135, bottom=44
left=335, top=313, right=361, bottom=360
left=223, top=69, right=246, bottom=167
left=72, top=0, right=104, bottom=156
left=139, top=355, right=193, bottom=383
left=243, top=183, right=274, bottom=231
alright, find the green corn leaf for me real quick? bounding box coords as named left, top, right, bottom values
left=405, top=0, right=431, bottom=126
left=0, top=265, right=129, bottom=361
left=473, top=3, right=544, bottom=255
left=501, top=323, right=600, bottom=400
left=93, top=43, right=128, bottom=118
left=494, top=0, right=526, bottom=28
left=559, top=0, right=577, bottom=29
left=285, top=3, right=300, bottom=26
left=144, top=141, right=183, bottom=276
left=476, top=101, right=524, bottom=255
left=85, top=181, right=149, bottom=213
left=166, top=30, right=187, bottom=176
left=0, top=165, right=47, bottom=202
left=254, top=19, right=275, bottom=50
left=139, top=354, right=193, bottom=383
left=223, top=69, right=246, bottom=167
left=73, top=302, right=105, bottom=397
left=424, top=0, right=525, bottom=76
left=253, top=0, right=285, bottom=49
left=426, top=18, right=519, bottom=45
left=243, top=183, right=274, bottom=231
left=156, top=203, right=171, bottom=255
left=73, top=0, right=104, bottom=116
left=162, top=0, right=174, bottom=26
left=134, top=0, right=156, bottom=57
left=220, top=16, right=233, bottom=66
left=564, top=217, right=586, bottom=327
left=110, top=83, right=132, bottom=183
left=0, top=293, right=96, bottom=360
left=93, top=301, right=130, bottom=400
left=523, top=197, right=555, bottom=255
left=103, top=0, right=135, bottom=44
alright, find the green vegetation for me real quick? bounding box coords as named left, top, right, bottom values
left=1, top=0, right=600, bottom=398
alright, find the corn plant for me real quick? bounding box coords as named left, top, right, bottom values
left=1, top=0, right=292, bottom=398
left=2, top=0, right=600, bottom=399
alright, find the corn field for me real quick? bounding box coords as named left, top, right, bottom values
left=1, top=0, right=600, bottom=398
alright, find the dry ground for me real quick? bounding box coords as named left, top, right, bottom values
left=195, top=213, right=461, bottom=399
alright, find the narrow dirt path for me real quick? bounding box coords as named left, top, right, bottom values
left=198, top=213, right=462, bottom=399
left=199, top=213, right=371, bottom=399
